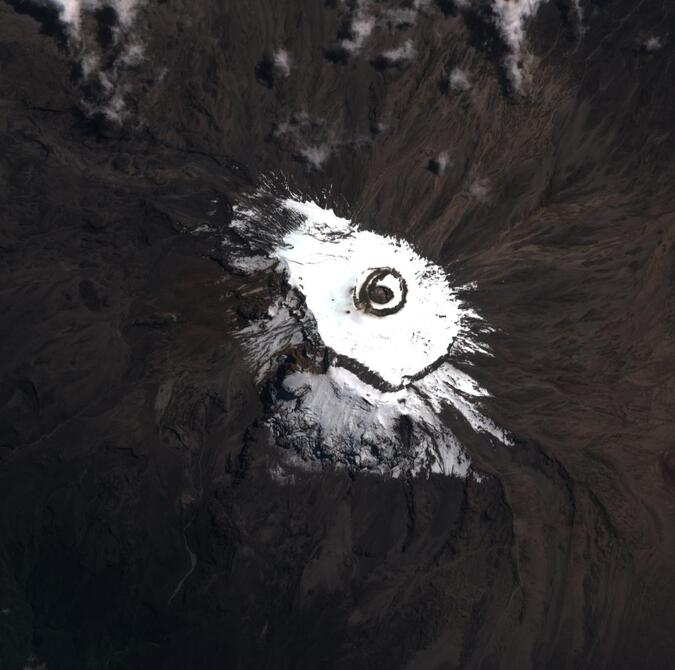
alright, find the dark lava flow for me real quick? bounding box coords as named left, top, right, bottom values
left=1, top=1, right=675, bottom=669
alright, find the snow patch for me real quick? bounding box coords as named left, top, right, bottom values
left=226, top=187, right=510, bottom=478
left=276, top=198, right=461, bottom=386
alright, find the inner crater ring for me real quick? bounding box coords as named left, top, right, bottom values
left=353, top=267, right=408, bottom=316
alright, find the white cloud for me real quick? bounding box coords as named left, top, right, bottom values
left=274, top=113, right=341, bottom=169
left=110, top=0, right=139, bottom=26
left=384, top=8, right=418, bottom=27
left=99, top=89, right=127, bottom=121
left=22, top=654, right=46, bottom=670
left=433, top=150, right=451, bottom=174
left=492, top=0, right=547, bottom=91
left=335, top=0, right=431, bottom=59
left=469, top=178, right=490, bottom=201
left=273, top=48, right=291, bottom=76
left=449, top=67, right=472, bottom=91
left=341, top=14, right=376, bottom=53
left=38, top=0, right=142, bottom=37
left=80, top=51, right=100, bottom=78
left=644, top=36, right=663, bottom=52
left=572, top=0, right=584, bottom=24
left=378, top=39, right=416, bottom=66
left=385, top=0, right=433, bottom=25
left=27, top=0, right=146, bottom=121
left=51, top=0, right=83, bottom=35
left=118, top=41, right=144, bottom=67
left=299, top=144, right=331, bottom=170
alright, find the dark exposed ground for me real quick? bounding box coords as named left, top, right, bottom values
left=1, top=1, right=675, bottom=668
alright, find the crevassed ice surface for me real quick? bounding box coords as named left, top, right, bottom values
left=275, top=199, right=461, bottom=386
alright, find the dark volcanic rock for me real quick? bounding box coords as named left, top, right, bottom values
left=1, top=1, right=675, bottom=669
